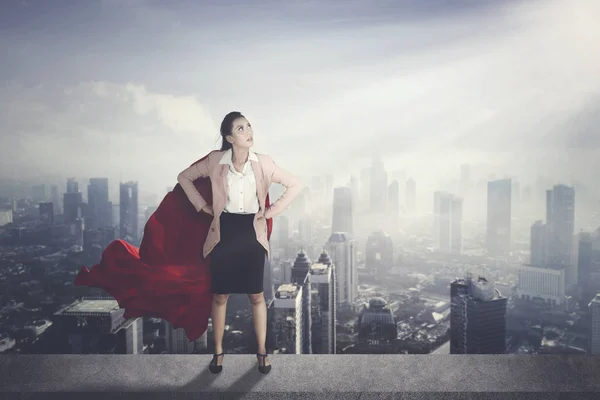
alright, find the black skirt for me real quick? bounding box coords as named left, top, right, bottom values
left=209, top=212, right=267, bottom=294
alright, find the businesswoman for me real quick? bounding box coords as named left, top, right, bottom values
left=177, top=111, right=304, bottom=374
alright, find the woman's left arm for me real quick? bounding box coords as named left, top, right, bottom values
left=263, top=156, right=306, bottom=219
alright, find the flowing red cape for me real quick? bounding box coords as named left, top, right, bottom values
left=74, top=150, right=273, bottom=341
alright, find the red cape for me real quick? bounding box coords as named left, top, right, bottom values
left=74, top=150, right=273, bottom=341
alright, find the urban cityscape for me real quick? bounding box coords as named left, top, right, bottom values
left=2, top=151, right=600, bottom=357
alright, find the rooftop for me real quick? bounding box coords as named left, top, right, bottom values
left=1, top=354, right=599, bottom=398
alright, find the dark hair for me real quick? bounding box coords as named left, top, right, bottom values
left=219, top=111, right=245, bottom=151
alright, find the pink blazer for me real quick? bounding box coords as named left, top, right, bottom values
left=177, top=150, right=305, bottom=260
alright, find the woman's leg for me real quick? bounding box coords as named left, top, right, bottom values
left=249, top=292, right=270, bottom=366
left=212, top=293, right=229, bottom=364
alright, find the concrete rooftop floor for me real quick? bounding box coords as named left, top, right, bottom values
left=1, top=354, right=600, bottom=399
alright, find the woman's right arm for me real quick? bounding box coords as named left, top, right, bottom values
left=177, top=158, right=210, bottom=212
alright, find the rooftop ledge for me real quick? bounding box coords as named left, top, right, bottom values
left=2, top=355, right=600, bottom=399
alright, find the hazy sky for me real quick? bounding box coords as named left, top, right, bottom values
left=1, top=0, right=599, bottom=198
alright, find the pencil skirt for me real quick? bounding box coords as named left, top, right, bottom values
left=209, top=212, right=266, bottom=294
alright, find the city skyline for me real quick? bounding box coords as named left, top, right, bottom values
left=1, top=0, right=600, bottom=200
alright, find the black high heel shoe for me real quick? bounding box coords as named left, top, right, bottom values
left=256, top=353, right=271, bottom=374
left=209, top=352, right=224, bottom=374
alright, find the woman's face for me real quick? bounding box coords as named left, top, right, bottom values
left=227, top=117, right=254, bottom=148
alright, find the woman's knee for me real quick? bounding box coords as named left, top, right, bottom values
left=248, top=292, right=265, bottom=305
left=213, top=293, right=229, bottom=305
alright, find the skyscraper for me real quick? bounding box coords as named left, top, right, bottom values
left=450, top=275, right=507, bottom=354
left=589, top=294, right=600, bottom=355
left=88, top=178, right=112, bottom=230
left=487, top=179, right=511, bottom=256
left=63, top=178, right=84, bottom=225
left=332, top=187, right=353, bottom=235
left=434, top=191, right=463, bottom=253
left=327, top=232, right=357, bottom=307
left=308, top=254, right=336, bottom=354
left=545, top=185, right=575, bottom=277
left=119, top=181, right=138, bottom=244
left=530, top=220, right=548, bottom=267
left=370, top=151, right=388, bottom=212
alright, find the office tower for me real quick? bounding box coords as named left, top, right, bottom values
left=308, top=257, right=336, bottom=354
left=518, top=265, right=566, bottom=306
left=332, top=187, right=353, bottom=235
left=119, top=181, right=138, bottom=243
left=327, top=232, right=357, bottom=307
left=268, top=283, right=305, bottom=354
left=49, top=184, right=62, bottom=215
left=546, top=185, right=575, bottom=283
left=88, top=178, right=112, bottom=230
left=52, top=298, right=143, bottom=354
left=357, top=298, right=396, bottom=351
left=370, top=151, right=388, bottom=212
left=433, top=191, right=463, bottom=253
left=318, top=250, right=336, bottom=353
left=66, top=178, right=79, bottom=194
left=578, top=231, right=600, bottom=307
left=63, top=178, right=84, bottom=225
left=530, top=220, right=548, bottom=267
left=365, top=231, right=393, bottom=274
left=32, top=184, right=47, bottom=203
left=164, top=321, right=207, bottom=354
left=39, top=202, right=54, bottom=226
left=487, top=179, right=511, bottom=256
left=291, top=251, right=312, bottom=354
left=406, top=178, right=416, bottom=213
left=589, top=294, right=600, bottom=355
left=450, top=275, right=507, bottom=354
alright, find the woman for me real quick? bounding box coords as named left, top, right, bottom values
left=176, top=111, right=304, bottom=374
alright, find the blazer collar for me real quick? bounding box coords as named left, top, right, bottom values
left=219, top=148, right=258, bottom=165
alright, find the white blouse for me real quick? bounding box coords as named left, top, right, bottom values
left=221, top=149, right=260, bottom=214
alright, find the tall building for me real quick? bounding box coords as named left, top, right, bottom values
left=332, top=187, right=353, bottom=235
left=39, top=202, right=54, bottom=226
left=327, top=232, right=357, bottom=307
left=88, top=178, right=113, bottom=230
left=589, top=294, right=600, bottom=355
left=50, top=184, right=62, bottom=215
left=357, top=298, right=396, bottom=351
left=578, top=231, right=600, bottom=307
left=119, top=181, right=138, bottom=243
left=486, top=179, right=511, bottom=256
left=518, top=265, right=566, bottom=306
left=370, top=151, right=388, bottom=212
left=530, top=220, right=548, bottom=267
left=51, top=297, right=143, bottom=354
left=545, top=185, right=575, bottom=282
left=406, top=178, right=416, bottom=213
left=308, top=254, right=336, bottom=354
left=291, top=251, right=312, bottom=354
left=268, top=283, right=305, bottom=354
left=433, top=191, right=463, bottom=253
left=63, top=178, right=84, bottom=225
left=450, top=275, right=507, bottom=354
left=360, top=167, right=370, bottom=211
